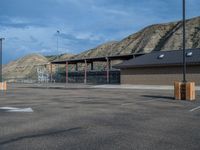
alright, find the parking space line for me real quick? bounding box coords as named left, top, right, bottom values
left=0, top=107, right=34, bottom=112
left=189, top=106, right=200, bottom=112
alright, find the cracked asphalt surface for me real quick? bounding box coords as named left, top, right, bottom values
left=0, top=83, right=200, bottom=150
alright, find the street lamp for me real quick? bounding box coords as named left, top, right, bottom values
left=56, top=30, right=60, bottom=82
left=182, top=0, right=186, bottom=83
left=56, top=30, right=60, bottom=60
left=174, top=0, right=195, bottom=101
left=0, top=38, right=5, bottom=83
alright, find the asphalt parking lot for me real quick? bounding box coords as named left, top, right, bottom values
left=0, top=83, right=200, bottom=150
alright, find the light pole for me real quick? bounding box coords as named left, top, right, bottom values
left=182, top=0, right=186, bottom=83
left=56, top=30, right=60, bottom=82
left=57, top=30, right=60, bottom=60
left=171, top=0, right=195, bottom=100
left=0, top=38, right=5, bottom=83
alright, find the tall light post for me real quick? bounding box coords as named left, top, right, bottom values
left=175, top=0, right=195, bottom=101
left=0, top=38, right=5, bottom=83
left=56, top=30, right=60, bottom=82
left=56, top=30, right=60, bottom=60
left=182, top=0, right=186, bottom=83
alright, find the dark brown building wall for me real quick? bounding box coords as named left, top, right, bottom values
left=121, top=66, right=200, bottom=85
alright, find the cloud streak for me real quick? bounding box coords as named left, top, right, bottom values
left=0, top=0, right=199, bottom=64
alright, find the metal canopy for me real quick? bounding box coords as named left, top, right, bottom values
left=51, top=53, right=145, bottom=65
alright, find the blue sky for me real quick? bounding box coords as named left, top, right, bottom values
left=0, top=0, right=199, bottom=64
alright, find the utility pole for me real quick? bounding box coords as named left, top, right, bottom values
left=182, top=0, right=186, bottom=83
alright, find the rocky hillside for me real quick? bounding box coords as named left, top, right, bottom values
left=3, top=54, right=49, bottom=80
left=46, top=53, right=74, bottom=61
left=73, top=41, right=118, bottom=59
left=3, top=16, right=200, bottom=80
left=73, top=16, right=200, bottom=58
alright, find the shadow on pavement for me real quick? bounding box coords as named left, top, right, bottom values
left=0, top=127, right=83, bottom=146
left=18, top=86, right=92, bottom=90
left=141, top=95, right=174, bottom=100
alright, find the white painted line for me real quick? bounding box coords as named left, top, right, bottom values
left=189, top=106, right=200, bottom=112
left=0, top=107, right=34, bottom=112
left=0, top=107, right=19, bottom=110
left=7, top=108, right=33, bottom=112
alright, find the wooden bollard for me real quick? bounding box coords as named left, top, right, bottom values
left=174, top=81, right=195, bottom=101
left=0, top=82, right=7, bottom=90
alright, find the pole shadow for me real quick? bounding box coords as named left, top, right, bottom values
left=141, top=95, right=174, bottom=100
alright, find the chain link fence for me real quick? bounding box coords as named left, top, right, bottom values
left=4, top=63, right=121, bottom=85
left=57, top=70, right=120, bottom=84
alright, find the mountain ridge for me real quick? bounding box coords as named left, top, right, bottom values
left=3, top=16, right=200, bottom=80
left=72, top=16, right=200, bottom=59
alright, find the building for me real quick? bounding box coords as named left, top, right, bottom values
left=114, top=49, right=200, bottom=85
left=50, top=53, right=144, bottom=84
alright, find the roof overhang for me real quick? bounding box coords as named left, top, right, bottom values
left=115, top=62, right=200, bottom=69
left=51, top=53, right=145, bottom=65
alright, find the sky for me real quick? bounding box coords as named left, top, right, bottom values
left=0, top=0, right=199, bottom=64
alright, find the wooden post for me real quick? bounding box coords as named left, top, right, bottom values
left=0, top=82, right=7, bottom=90
left=186, top=82, right=195, bottom=101
left=66, top=61, right=68, bottom=84
left=84, top=60, right=87, bottom=84
left=174, top=81, right=195, bottom=101
left=174, top=82, right=182, bottom=100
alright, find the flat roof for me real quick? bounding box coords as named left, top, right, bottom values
left=51, top=53, right=145, bottom=64
left=114, top=48, right=200, bottom=69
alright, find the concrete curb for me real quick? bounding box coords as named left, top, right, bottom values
left=93, top=84, right=200, bottom=91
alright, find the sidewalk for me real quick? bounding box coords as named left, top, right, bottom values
left=12, top=83, right=200, bottom=91
left=93, top=84, right=200, bottom=91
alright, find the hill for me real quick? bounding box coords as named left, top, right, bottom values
left=3, top=16, right=200, bottom=80
left=72, top=41, right=118, bottom=59
left=73, top=16, right=200, bottom=58
left=45, top=53, right=74, bottom=61
left=3, top=54, right=49, bottom=80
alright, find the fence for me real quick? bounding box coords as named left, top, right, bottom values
left=4, top=66, right=121, bottom=84
left=56, top=70, right=120, bottom=84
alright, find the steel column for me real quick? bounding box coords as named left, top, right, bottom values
left=106, top=58, right=110, bottom=84
left=84, top=60, right=87, bottom=84
left=182, top=0, right=187, bottom=83
left=75, top=63, right=78, bottom=71
left=66, top=61, right=69, bottom=84
left=50, top=63, right=53, bottom=83
left=91, top=62, right=94, bottom=70
left=0, top=39, right=3, bottom=83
